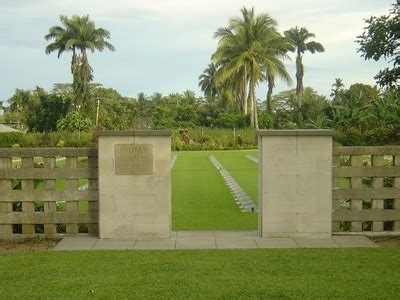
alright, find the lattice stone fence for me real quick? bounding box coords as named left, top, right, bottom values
left=332, top=146, right=400, bottom=233
left=0, top=148, right=98, bottom=238
left=1, top=144, right=400, bottom=238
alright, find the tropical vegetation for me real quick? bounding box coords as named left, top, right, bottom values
left=1, top=4, right=399, bottom=147
left=44, top=15, right=115, bottom=109
left=356, top=1, right=399, bottom=89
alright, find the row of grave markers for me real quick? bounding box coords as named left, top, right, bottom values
left=209, top=155, right=257, bottom=212
left=246, top=155, right=258, bottom=163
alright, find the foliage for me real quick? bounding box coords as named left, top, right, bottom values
left=356, top=2, right=400, bottom=89
left=171, top=128, right=256, bottom=151
left=0, top=131, right=95, bottom=148
left=24, top=88, right=71, bottom=132
left=284, top=26, right=325, bottom=95
left=45, top=15, right=115, bottom=106
left=211, top=7, right=291, bottom=128
left=57, top=111, right=92, bottom=132
left=3, top=79, right=399, bottom=147
left=0, top=132, right=24, bottom=148
left=198, top=63, right=219, bottom=100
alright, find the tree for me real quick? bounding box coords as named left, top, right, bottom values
left=356, top=2, right=399, bottom=89
left=198, top=63, right=219, bottom=100
left=25, top=88, right=70, bottom=132
left=7, top=89, right=32, bottom=129
left=273, top=88, right=329, bottom=128
left=45, top=15, right=115, bottom=107
left=330, top=78, right=345, bottom=100
left=213, top=7, right=290, bottom=128
left=264, top=35, right=292, bottom=114
left=284, top=27, right=325, bottom=95
left=57, top=111, right=92, bottom=132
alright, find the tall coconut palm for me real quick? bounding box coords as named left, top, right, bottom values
left=198, top=63, right=219, bottom=101
left=284, top=27, right=324, bottom=96
left=45, top=15, right=115, bottom=106
left=264, top=35, right=292, bottom=114
left=213, top=7, right=290, bottom=128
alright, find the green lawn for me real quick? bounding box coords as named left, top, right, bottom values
left=0, top=248, right=399, bottom=298
left=172, top=151, right=257, bottom=231
left=214, top=150, right=258, bottom=203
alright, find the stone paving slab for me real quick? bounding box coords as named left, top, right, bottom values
left=92, top=245, right=134, bottom=250
left=256, top=238, right=299, bottom=248
left=332, top=236, right=378, bottom=248
left=135, top=239, right=176, bottom=250
left=54, top=236, right=98, bottom=251
left=176, top=237, right=216, bottom=249
left=214, top=231, right=259, bottom=238
left=294, top=238, right=340, bottom=248
left=177, top=231, right=214, bottom=238
left=95, top=239, right=136, bottom=246
left=216, top=237, right=258, bottom=249
left=53, top=233, right=379, bottom=251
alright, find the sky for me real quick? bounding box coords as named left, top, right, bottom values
left=0, top=0, right=394, bottom=102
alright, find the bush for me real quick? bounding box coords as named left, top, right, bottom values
left=0, top=132, right=24, bottom=148
left=0, top=131, right=96, bottom=148
left=171, top=128, right=257, bottom=151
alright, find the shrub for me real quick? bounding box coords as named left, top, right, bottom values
left=171, top=128, right=257, bottom=151
left=0, top=132, right=24, bottom=148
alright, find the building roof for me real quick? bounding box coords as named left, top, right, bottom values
left=0, top=124, right=22, bottom=133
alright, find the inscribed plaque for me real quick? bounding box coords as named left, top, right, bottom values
left=114, top=144, right=153, bottom=175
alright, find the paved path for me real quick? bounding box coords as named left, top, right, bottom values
left=53, top=231, right=377, bottom=251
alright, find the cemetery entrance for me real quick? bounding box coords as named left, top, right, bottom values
left=97, top=129, right=333, bottom=239
left=171, top=150, right=259, bottom=231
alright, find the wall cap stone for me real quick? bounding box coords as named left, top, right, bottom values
left=256, top=129, right=335, bottom=136
left=98, top=130, right=172, bottom=137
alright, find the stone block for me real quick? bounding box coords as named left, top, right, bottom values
left=98, top=132, right=171, bottom=239
left=297, top=213, right=332, bottom=233
left=259, top=131, right=333, bottom=238
left=262, top=213, right=298, bottom=236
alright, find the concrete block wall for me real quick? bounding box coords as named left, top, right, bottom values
left=98, top=131, right=171, bottom=239
left=258, top=130, right=334, bottom=238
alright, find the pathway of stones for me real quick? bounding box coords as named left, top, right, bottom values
left=209, top=156, right=257, bottom=212
left=245, top=155, right=258, bottom=163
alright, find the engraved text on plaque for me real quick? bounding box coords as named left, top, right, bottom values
left=114, top=144, right=153, bottom=175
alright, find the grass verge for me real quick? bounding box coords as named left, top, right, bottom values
left=0, top=248, right=399, bottom=298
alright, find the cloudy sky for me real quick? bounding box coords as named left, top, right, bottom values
left=0, top=0, right=394, bottom=101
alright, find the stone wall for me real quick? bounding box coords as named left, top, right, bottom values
left=258, top=130, right=334, bottom=238
left=1, top=133, right=398, bottom=239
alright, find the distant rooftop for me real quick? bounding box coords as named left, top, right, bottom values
left=0, top=124, right=21, bottom=133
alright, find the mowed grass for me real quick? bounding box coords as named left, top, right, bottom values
left=214, top=150, right=258, bottom=203
left=172, top=151, right=257, bottom=230
left=1, top=248, right=400, bottom=298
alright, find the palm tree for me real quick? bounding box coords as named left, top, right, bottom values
left=284, top=27, right=324, bottom=95
left=198, top=63, right=219, bottom=101
left=264, top=35, right=292, bottom=114
left=45, top=15, right=115, bottom=106
left=213, top=7, right=290, bottom=128
left=330, top=78, right=345, bottom=100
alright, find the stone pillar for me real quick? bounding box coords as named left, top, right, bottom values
left=257, top=130, right=334, bottom=238
left=98, top=131, right=171, bottom=239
